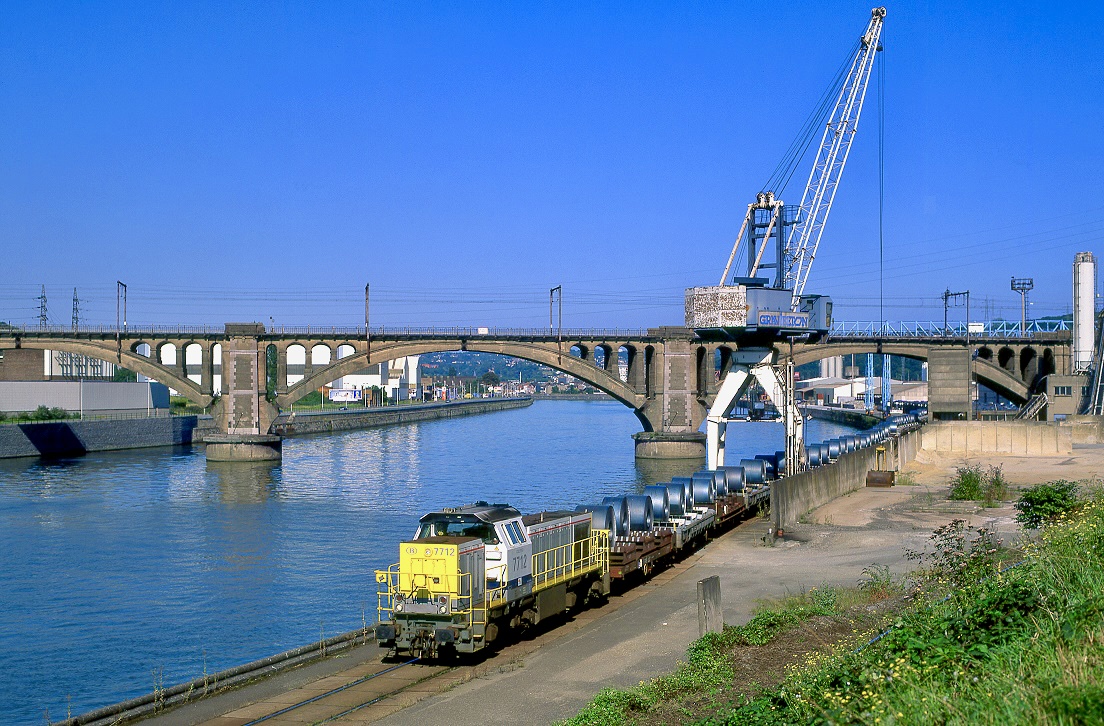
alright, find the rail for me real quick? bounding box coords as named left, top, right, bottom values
left=830, top=320, right=1071, bottom=338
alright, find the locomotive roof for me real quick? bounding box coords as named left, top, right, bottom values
left=418, top=501, right=521, bottom=524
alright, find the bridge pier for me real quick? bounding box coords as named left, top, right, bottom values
left=207, top=323, right=283, bottom=462
left=632, top=431, right=707, bottom=459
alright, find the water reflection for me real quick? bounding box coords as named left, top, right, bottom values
left=206, top=461, right=280, bottom=503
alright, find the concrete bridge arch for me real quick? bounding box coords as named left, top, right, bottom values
left=278, top=339, right=653, bottom=430
left=785, top=342, right=1032, bottom=405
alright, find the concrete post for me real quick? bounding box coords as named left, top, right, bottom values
left=697, top=575, right=723, bottom=636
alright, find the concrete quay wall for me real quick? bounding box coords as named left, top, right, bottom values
left=772, top=430, right=921, bottom=528
left=0, top=415, right=209, bottom=459
left=920, top=420, right=1072, bottom=455
left=269, top=397, right=533, bottom=437
left=802, top=405, right=881, bottom=429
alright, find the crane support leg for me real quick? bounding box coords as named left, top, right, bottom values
left=706, top=348, right=805, bottom=473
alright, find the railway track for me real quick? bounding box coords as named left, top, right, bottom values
left=198, top=542, right=712, bottom=725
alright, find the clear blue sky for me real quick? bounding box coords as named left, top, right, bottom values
left=2, top=1, right=1102, bottom=329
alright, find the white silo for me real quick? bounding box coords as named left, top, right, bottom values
left=1073, top=251, right=1097, bottom=372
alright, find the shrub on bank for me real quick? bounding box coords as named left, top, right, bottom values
left=1015, top=480, right=1080, bottom=529
left=949, top=463, right=1008, bottom=507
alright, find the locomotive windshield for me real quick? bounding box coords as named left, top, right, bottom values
left=416, top=516, right=500, bottom=545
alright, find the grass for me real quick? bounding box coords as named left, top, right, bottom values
left=560, top=583, right=899, bottom=726
left=563, top=481, right=1104, bottom=726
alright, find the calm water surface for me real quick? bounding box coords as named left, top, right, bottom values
left=0, top=401, right=857, bottom=723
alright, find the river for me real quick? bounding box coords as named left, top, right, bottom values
left=0, top=401, right=858, bottom=723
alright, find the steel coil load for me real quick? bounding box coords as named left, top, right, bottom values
left=827, top=439, right=841, bottom=460
left=624, top=495, right=654, bottom=532
left=670, top=477, right=694, bottom=513
left=819, top=443, right=832, bottom=463
left=696, top=469, right=727, bottom=498
left=600, top=496, right=630, bottom=537
left=719, top=465, right=745, bottom=493
left=690, top=471, right=716, bottom=505
left=643, top=485, right=671, bottom=522
left=741, top=458, right=767, bottom=485
left=755, top=454, right=777, bottom=480
left=843, top=436, right=857, bottom=453
left=575, top=504, right=616, bottom=533
left=665, top=480, right=687, bottom=516
left=807, top=445, right=822, bottom=467
left=774, top=450, right=787, bottom=476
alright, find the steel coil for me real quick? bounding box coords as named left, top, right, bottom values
left=807, top=446, right=822, bottom=467
left=600, top=496, right=630, bottom=537
left=696, top=469, right=727, bottom=498
left=774, top=450, right=787, bottom=477
left=690, top=472, right=716, bottom=505
left=819, top=443, right=831, bottom=463
left=755, top=454, right=777, bottom=480
left=741, top=458, right=766, bottom=485
left=575, top=504, right=616, bottom=532
left=665, top=480, right=687, bottom=515
left=670, top=477, right=694, bottom=513
left=827, top=439, right=841, bottom=460
left=643, top=485, right=671, bottom=521
left=719, top=466, right=745, bottom=493
left=624, top=495, right=654, bottom=532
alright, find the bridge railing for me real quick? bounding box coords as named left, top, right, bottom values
left=830, top=320, right=1071, bottom=338
left=0, top=324, right=653, bottom=339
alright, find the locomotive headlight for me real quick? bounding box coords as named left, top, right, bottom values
left=395, top=602, right=404, bottom=612
left=438, top=605, right=447, bottom=614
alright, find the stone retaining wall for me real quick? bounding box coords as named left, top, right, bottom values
left=269, top=397, right=533, bottom=437
left=0, top=416, right=207, bottom=459
left=920, top=420, right=1072, bottom=455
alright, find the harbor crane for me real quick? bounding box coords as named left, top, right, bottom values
left=686, top=7, right=886, bottom=475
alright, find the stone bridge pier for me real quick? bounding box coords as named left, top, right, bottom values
left=205, top=324, right=282, bottom=461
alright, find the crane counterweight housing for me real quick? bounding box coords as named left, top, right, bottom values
left=685, top=283, right=833, bottom=343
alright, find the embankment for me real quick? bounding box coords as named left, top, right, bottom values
left=802, top=404, right=880, bottom=429
left=269, top=397, right=533, bottom=436
left=0, top=398, right=534, bottom=458
left=0, top=415, right=210, bottom=459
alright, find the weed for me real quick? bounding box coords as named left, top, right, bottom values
left=756, top=503, right=771, bottom=520
left=857, top=564, right=897, bottom=602
left=896, top=471, right=918, bottom=486
left=949, top=464, right=1008, bottom=506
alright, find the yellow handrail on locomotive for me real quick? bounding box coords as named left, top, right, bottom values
left=378, top=529, right=610, bottom=624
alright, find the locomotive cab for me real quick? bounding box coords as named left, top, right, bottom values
left=414, top=502, right=533, bottom=601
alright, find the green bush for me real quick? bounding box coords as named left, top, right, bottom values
left=1015, top=480, right=1079, bottom=529
left=949, top=464, right=984, bottom=500
left=949, top=464, right=1008, bottom=506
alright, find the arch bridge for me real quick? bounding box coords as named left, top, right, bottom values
left=1, top=323, right=1075, bottom=457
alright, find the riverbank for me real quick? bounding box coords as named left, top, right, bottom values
left=0, top=398, right=534, bottom=458
left=0, top=415, right=209, bottom=459
left=269, top=397, right=533, bottom=436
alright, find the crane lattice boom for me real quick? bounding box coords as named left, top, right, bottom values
left=785, top=7, right=885, bottom=309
